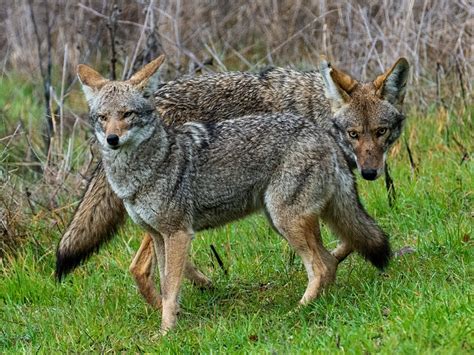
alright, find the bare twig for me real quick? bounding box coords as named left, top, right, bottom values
left=454, top=57, right=467, bottom=109
left=436, top=62, right=446, bottom=108
left=59, top=44, right=68, bottom=151
left=77, top=3, right=147, bottom=29
left=384, top=163, right=396, bottom=208
left=404, top=137, right=417, bottom=176
left=24, top=188, right=36, bottom=215
left=107, top=4, right=120, bottom=80
left=126, top=0, right=155, bottom=79
left=210, top=244, right=228, bottom=275
left=27, top=0, right=53, bottom=153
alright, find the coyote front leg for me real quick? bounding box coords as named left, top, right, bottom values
left=129, top=233, right=211, bottom=311
left=331, top=242, right=353, bottom=264
left=149, top=232, right=211, bottom=289
left=159, top=230, right=192, bottom=334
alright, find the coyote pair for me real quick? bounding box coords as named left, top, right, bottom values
left=57, top=56, right=409, bottom=277
left=58, top=55, right=408, bottom=332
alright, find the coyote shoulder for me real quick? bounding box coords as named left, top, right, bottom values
left=76, top=57, right=391, bottom=333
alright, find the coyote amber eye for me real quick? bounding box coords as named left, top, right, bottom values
left=98, top=115, right=107, bottom=122
left=377, top=128, right=387, bottom=136
left=348, top=131, right=359, bottom=139
left=123, top=111, right=134, bottom=118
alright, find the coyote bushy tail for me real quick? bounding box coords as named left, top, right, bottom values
left=56, top=162, right=126, bottom=280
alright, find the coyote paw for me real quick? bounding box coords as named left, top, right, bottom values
left=298, top=297, right=311, bottom=306
left=299, top=280, right=322, bottom=305
left=193, top=276, right=213, bottom=290
left=186, top=267, right=213, bottom=289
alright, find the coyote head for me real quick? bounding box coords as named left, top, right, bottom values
left=320, top=58, right=409, bottom=180
left=77, top=56, right=165, bottom=151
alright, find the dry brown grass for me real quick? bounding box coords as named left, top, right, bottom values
left=2, top=0, right=472, bottom=103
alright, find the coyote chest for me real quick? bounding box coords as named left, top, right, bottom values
left=115, top=182, right=182, bottom=232
left=102, top=149, right=164, bottom=229
left=123, top=199, right=155, bottom=230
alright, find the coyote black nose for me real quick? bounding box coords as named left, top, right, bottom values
left=106, top=134, right=120, bottom=147
left=361, top=169, right=378, bottom=180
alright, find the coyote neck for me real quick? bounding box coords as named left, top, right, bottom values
left=100, top=123, right=173, bottom=200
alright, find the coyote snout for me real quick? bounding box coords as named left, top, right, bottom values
left=359, top=160, right=385, bottom=181
left=354, top=137, right=386, bottom=180
left=101, top=115, right=131, bottom=149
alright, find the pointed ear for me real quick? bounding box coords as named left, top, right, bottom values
left=127, top=55, right=165, bottom=89
left=319, top=56, right=358, bottom=111
left=77, top=64, right=108, bottom=104
left=374, top=58, right=409, bottom=107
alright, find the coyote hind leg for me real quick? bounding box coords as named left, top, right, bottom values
left=267, top=211, right=337, bottom=305
left=129, top=233, right=162, bottom=310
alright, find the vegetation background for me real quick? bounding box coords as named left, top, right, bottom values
left=0, top=0, right=472, bottom=352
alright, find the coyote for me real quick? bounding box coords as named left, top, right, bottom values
left=76, top=57, right=391, bottom=332
left=56, top=56, right=409, bottom=296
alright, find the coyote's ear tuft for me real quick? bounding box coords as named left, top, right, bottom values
left=128, top=55, right=165, bottom=89
left=374, top=58, right=409, bottom=107
left=320, top=57, right=358, bottom=111
left=77, top=64, right=108, bottom=105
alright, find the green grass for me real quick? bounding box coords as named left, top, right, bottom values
left=0, top=91, right=472, bottom=352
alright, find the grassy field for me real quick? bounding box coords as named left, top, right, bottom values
left=0, top=75, right=472, bottom=353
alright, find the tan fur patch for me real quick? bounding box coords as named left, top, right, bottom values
left=353, top=135, right=385, bottom=171
left=373, top=57, right=409, bottom=99
left=329, top=65, right=358, bottom=96
left=104, top=117, right=130, bottom=137
left=128, top=55, right=165, bottom=88
left=77, top=64, right=108, bottom=89
left=129, top=234, right=162, bottom=310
